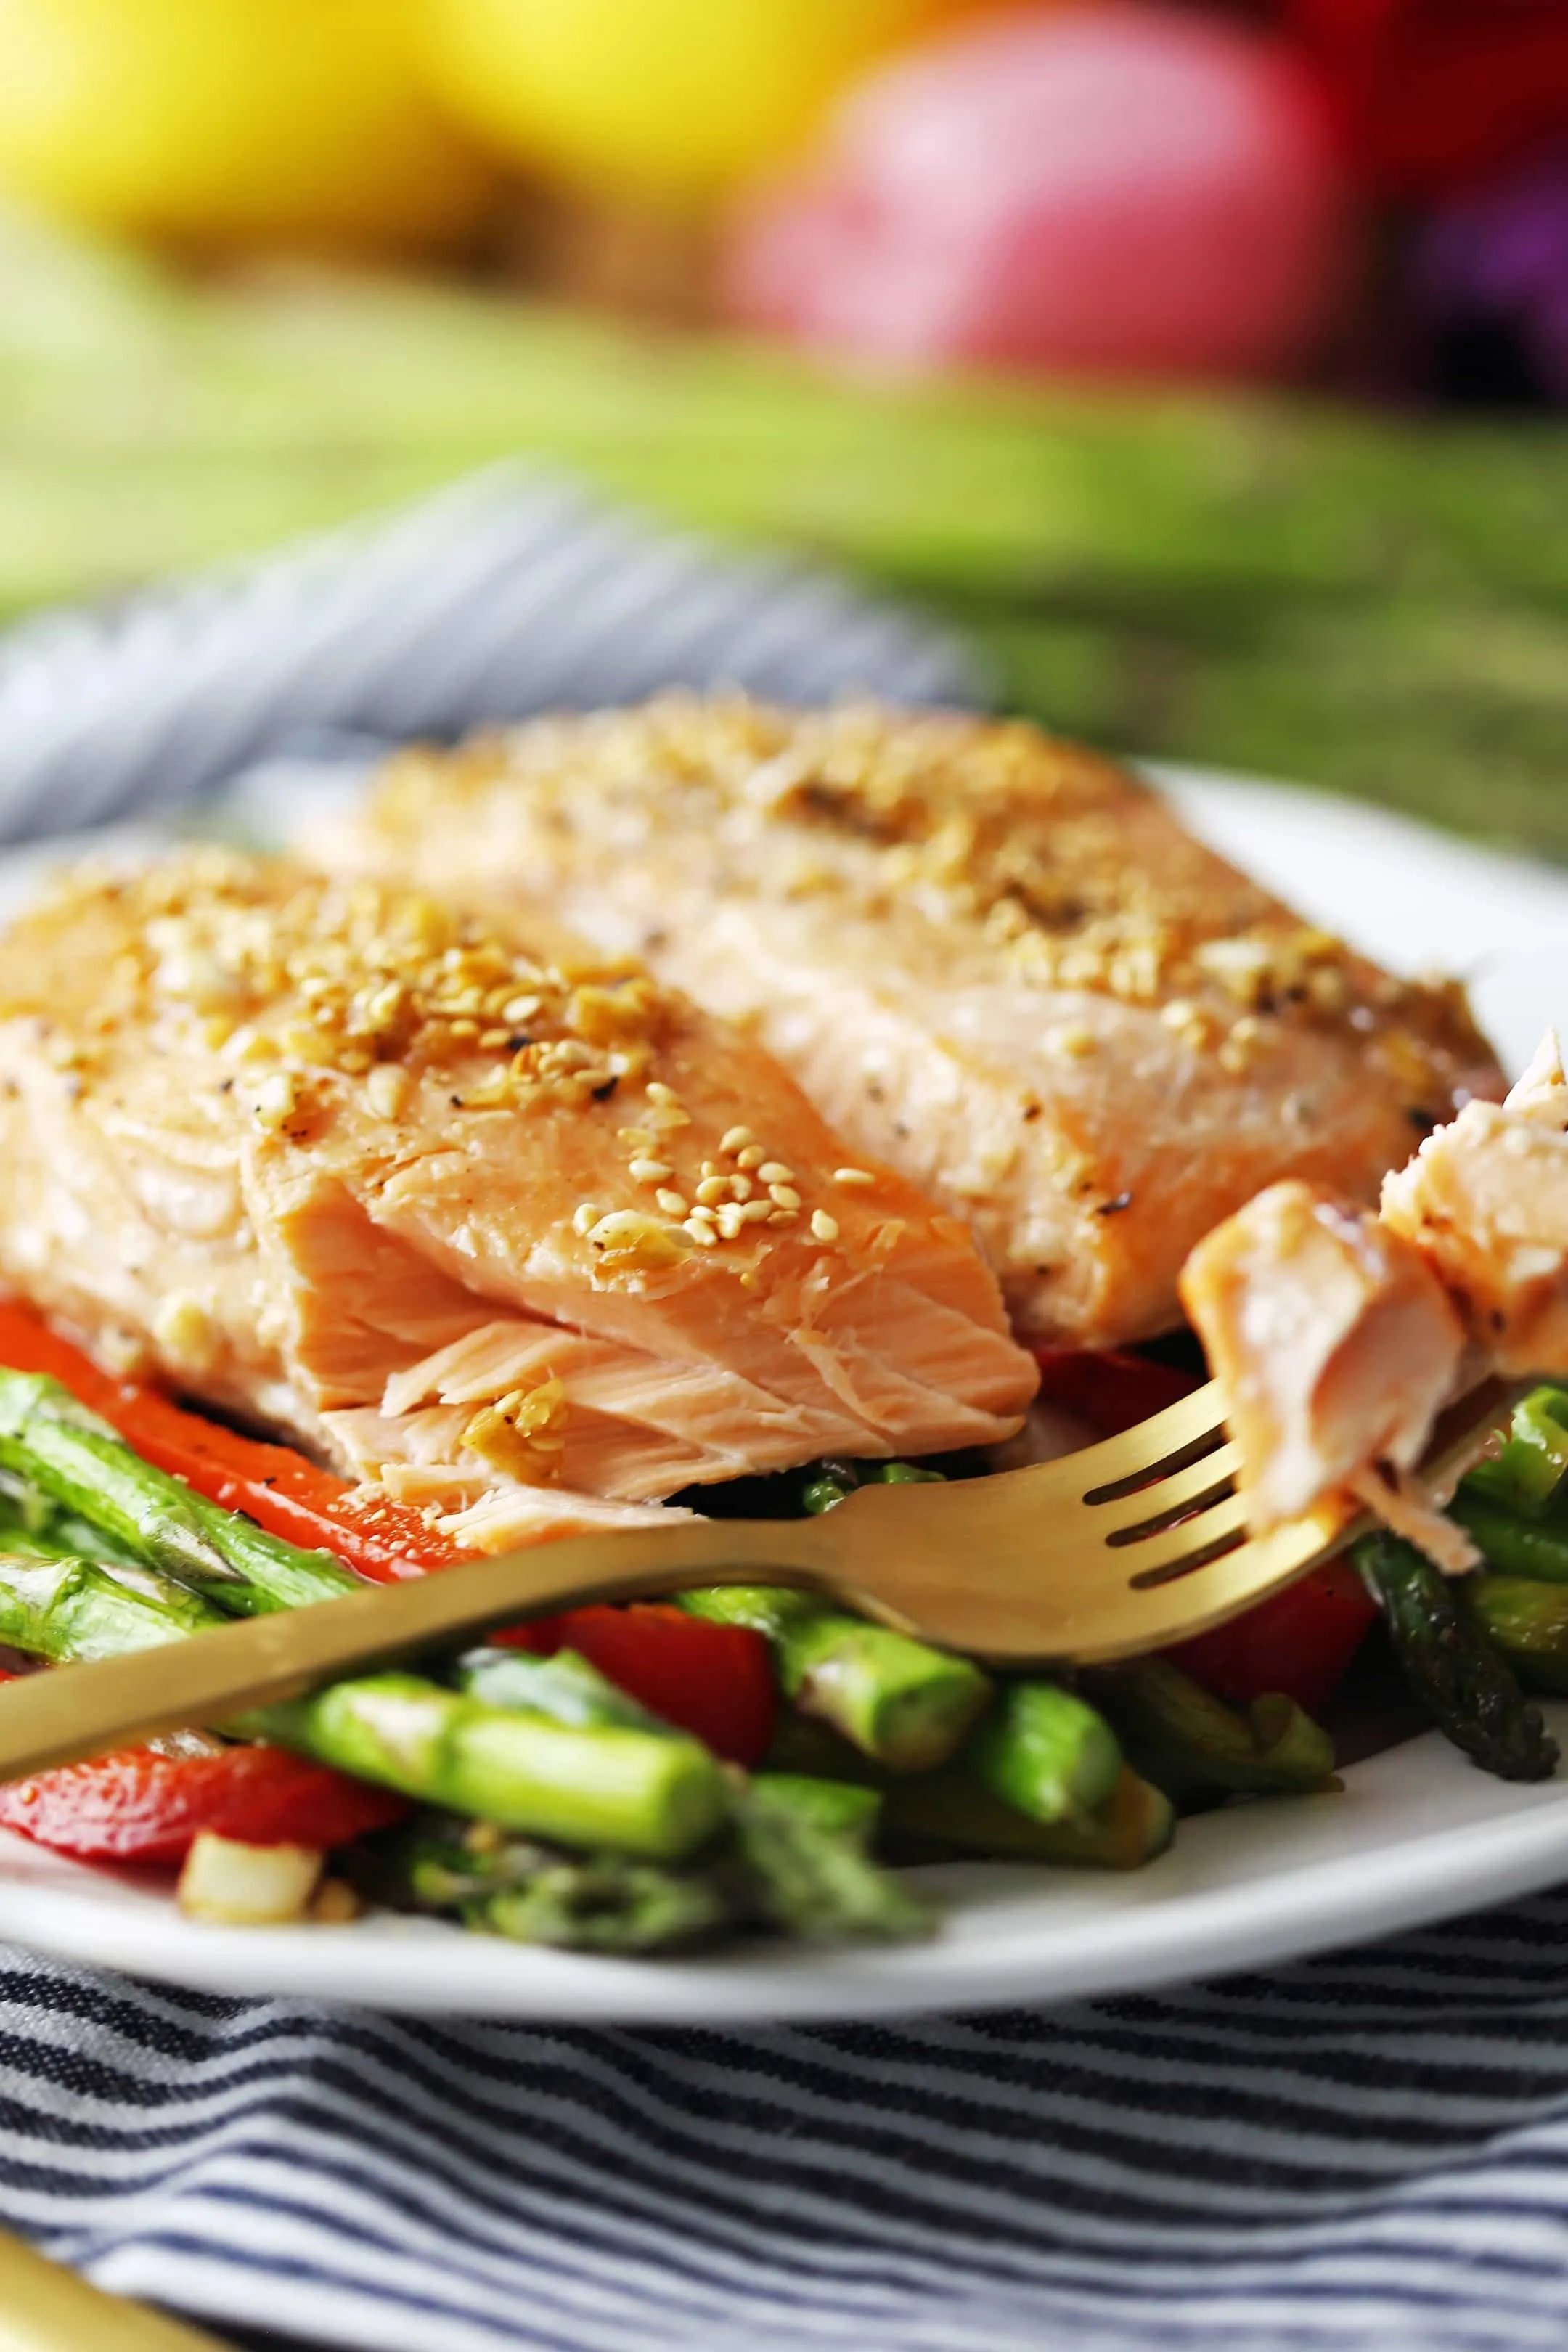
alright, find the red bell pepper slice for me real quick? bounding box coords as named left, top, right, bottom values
left=1169, top=1559, right=1379, bottom=1716
left=497, top=1604, right=777, bottom=1767
left=1031, top=1346, right=1202, bottom=1437
left=0, top=1715, right=407, bottom=1867
left=0, top=1299, right=466, bottom=1580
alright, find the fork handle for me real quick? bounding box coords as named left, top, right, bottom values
left=0, top=2229, right=227, bottom=2351
left=0, top=1515, right=844, bottom=1781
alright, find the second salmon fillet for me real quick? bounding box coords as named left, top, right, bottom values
left=324, top=696, right=1500, bottom=1347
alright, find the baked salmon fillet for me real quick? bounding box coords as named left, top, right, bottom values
left=321, top=695, right=1501, bottom=1346
left=0, top=849, right=1035, bottom=1551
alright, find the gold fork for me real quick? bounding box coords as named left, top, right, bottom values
left=0, top=1374, right=1524, bottom=1782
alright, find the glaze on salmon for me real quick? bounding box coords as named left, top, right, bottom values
left=323, top=695, right=1501, bottom=1347
left=0, top=850, right=1036, bottom=1549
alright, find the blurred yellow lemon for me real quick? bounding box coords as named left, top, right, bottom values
left=425, top=0, right=982, bottom=204
left=0, top=0, right=495, bottom=255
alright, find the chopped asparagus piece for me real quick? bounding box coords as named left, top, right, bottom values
left=885, top=1764, right=1175, bottom=1869
left=351, top=1814, right=729, bottom=1952
left=730, top=1778, right=931, bottom=1942
left=252, top=1674, right=730, bottom=1860
left=678, top=1585, right=991, bottom=1771
left=455, top=1646, right=915, bottom=1937
left=457, top=1643, right=666, bottom=1733
left=1463, top=1389, right=1568, bottom=1517
left=1465, top=1575, right=1568, bottom=1699
left=1450, top=1491, right=1568, bottom=1584
left=967, top=1680, right=1123, bottom=1825
left=1084, top=1658, right=1338, bottom=1800
left=748, top=1772, right=882, bottom=1845
left=1359, top=1533, right=1559, bottom=1781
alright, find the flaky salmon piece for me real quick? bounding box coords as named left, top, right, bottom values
left=320, top=695, right=1501, bottom=1348
left=1180, top=1034, right=1568, bottom=1567
left=1180, top=1180, right=1467, bottom=1548
left=0, top=849, right=1035, bottom=1548
left=1381, top=1032, right=1568, bottom=1374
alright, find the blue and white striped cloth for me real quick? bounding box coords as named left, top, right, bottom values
left=2, top=472, right=1567, bottom=2352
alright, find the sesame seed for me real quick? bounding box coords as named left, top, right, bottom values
left=695, top=1177, right=729, bottom=1206
left=740, top=1199, right=772, bottom=1223
left=833, top=1167, right=876, bottom=1188
left=769, top=1184, right=802, bottom=1210
left=647, top=1081, right=682, bottom=1106
left=719, top=1126, right=753, bottom=1155
left=810, top=1210, right=840, bottom=1243
left=730, top=1173, right=754, bottom=1201
left=655, top=1188, right=689, bottom=1217
left=716, top=1204, right=745, bottom=1239
left=736, top=1145, right=766, bottom=1172
left=683, top=1217, right=719, bottom=1247
left=572, top=1202, right=600, bottom=1236
left=629, top=1158, right=674, bottom=1184
left=758, top=1161, right=795, bottom=1185
left=686, top=1204, right=718, bottom=1224
left=767, top=1207, right=797, bottom=1226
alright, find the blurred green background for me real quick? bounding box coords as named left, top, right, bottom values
left=0, top=0, right=1564, bottom=852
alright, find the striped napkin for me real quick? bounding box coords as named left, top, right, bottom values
left=1, top=472, right=1565, bottom=2352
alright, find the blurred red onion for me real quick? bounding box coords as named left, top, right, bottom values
left=1410, top=149, right=1568, bottom=404
left=725, top=3, right=1352, bottom=382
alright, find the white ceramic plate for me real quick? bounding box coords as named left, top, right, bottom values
left=2, top=767, right=1566, bottom=2024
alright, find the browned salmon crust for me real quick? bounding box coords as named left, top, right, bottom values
left=0, top=850, right=1036, bottom=1544
left=324, top=695, right=1501, bottom=1347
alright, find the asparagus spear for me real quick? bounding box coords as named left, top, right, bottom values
left=748, top=1772, right=881, bottom=1845
left=884, top=1764, right=1175, bottom=1869
left=677, top=1585, right=991, bottom=1771
left=1450, top=1490, right=1568, bottom=1583
left=0, top=1551, right=731, bottom=1858
left=730, top=1776, right=929, bottom=1941
left=1083, top=1659, right=1338, bottom=1802
left=1462, top=1390, right=1568, bottom=1518
left=349, top=1813, right=730, bottom=1953
left=458, top=1643, right=923, bottom=1939
left=967, top=1681, right=1123, bottom=1825
left=1465, top=1576, right=1568, bottom=1698
left=0, top=1371, right=360, bottom=1612
left=1357, top=1532, right=1559, bottom=1781
left=801, top=1461, right=947, bottom=1515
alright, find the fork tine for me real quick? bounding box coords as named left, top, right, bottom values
left=1066, top=1513, right=1347, bottom=1662
left=1110, top=1486, right=1251, bottom=1577
left=1074, top=1380, right=1226, bottom=1501
left=1090, top=1441, right=1241, bottom=1538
